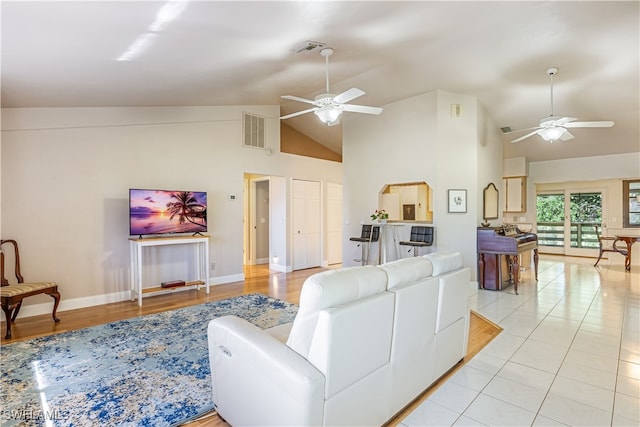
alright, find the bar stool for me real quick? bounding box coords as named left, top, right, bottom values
left=350, top=225, right=380, bottom=265
left=399, top=226, right=434, bottom=256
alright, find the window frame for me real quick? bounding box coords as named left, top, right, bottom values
left=622, top=179, right=640, bottom=228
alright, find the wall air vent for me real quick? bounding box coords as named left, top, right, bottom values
left=501, top=126, right=512, bottom=133
left=243, top=112, right=265, bottom=149
left=290, top=40, right=328, bottom=55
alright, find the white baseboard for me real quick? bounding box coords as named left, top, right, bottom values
left=5, top=273, right=249, bottom=321
left=269, top=263, right=288, bottom=273
left=10, top=290, right=132, bottom=320
left=209, top=273, right=244, bottom=285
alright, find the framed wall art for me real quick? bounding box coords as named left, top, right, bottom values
left=448, top=189, right=467, bottom=213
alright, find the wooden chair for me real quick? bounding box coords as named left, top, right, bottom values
left=594, top=226, right=628, bottom=267
left=1, top=239, right=60, bottom=339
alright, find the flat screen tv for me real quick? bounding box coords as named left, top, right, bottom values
left=129, top=189, right=207, bottom=237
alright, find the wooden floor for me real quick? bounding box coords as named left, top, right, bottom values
left=1, top=264, right=501, bottom=426
left=0, top=264, right=308, bottom=345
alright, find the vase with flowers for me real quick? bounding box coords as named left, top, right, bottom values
left=370, top=209, right=389, bottom=224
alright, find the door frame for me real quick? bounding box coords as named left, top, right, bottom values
left=243, top=174, right=271, bottom=266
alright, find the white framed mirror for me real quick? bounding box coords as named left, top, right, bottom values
left=483, top=182, right=499, bottom=223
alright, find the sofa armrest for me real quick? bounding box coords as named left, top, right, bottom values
left=208, top=315, right=325, bottom=426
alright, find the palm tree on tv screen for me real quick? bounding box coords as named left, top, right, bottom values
left=166, top=191, right=206, bottom=228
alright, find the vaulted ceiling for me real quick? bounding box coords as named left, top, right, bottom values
left=2, top=1, right=638, bottom=162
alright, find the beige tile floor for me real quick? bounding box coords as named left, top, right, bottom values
left=401, top=255, right=640, bottom=426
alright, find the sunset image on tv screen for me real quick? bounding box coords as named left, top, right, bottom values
left=130, top=189, right=207, bottom=236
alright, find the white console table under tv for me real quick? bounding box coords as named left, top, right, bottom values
left=129, top=235, right=210, bottom=306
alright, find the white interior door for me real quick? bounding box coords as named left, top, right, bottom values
left=326, top=182, right=343, bottom=265
left=292, top=179, right=321, bottom=270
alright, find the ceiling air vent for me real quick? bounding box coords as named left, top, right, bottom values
left=501, top=126, right=512, bottom=133
left=290, top=40, right=328, bottom=55
left=243, top=112, right=265, bottom=149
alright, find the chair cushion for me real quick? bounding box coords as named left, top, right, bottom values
left=0, top=282, right=56, bottom=298
left=286, top=266, right=387, bottom=358
left=424, top=251, right=463, bottom=276
left=399, top=241, right=431, bottom=247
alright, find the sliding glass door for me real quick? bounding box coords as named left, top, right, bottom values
left=537, top=190, right=604, bottom=256
left=537, top=193, right=565, bottom=254
left=567, top=192, right=601, bottom=257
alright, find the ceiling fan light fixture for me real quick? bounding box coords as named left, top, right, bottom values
left=507, top=67, right=613, bottom=144
left=540, top=127, right=565, bottom=142
left=314, top=105, right=342, bottom=124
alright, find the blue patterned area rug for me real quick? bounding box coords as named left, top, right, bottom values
left=1, top=293, right=298, bottom=426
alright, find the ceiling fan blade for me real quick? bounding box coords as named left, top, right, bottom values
left=279, top=107, right=318, bottom=120
left=564, top=120, right=614, bottom=128
left=510, top=129, right=541, bottom=143
left=281, top=95, right=317, bottom=105
left=560, top=130, right=575, bottom=141
left=552, top=117, right=577, bottom=125
left=504, top=126, right=542, bottom=134
left=333, top=87, right=365, bottom=104
left=342, top=104, right=383, bottom=115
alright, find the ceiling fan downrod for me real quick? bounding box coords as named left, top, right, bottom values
left=547, top=67, right=558, bottom=118
left=320, top=48, right=334, bottom=94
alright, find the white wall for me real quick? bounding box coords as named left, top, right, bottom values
left=521, top=152, right=640, bottom=230
left=477, top=107, right=505, bottom=226
left=343, top=91, right=503, bottom=277
left=343, top=92, right=438, bottom=266
left=1, top=106, right=341, bottom=314
left=433, top=92, right=481, bottom=269
left=530, top=153, right=640, bottom=183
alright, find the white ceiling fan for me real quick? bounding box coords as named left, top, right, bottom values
left=279, top=48, right=383, bottom=126
left=509, top=67, right=614, bottom=143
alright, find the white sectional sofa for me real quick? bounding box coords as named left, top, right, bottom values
left=207, top=251, right=471, bottom=426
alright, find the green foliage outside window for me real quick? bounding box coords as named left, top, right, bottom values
left=536, top=194, right=564, bottom=222
left=569, top=193, right=602, bottom=224
left=536, top=193, right=602, bottom=223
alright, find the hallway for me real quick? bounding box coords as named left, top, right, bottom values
left=401, top=255, right=639, bottom=426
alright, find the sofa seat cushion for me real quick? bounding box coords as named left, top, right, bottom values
left=424, top=251, right=463, bottom=276
left=286, top=266, right=388, bottom=358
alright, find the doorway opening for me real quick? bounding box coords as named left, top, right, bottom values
left=243, top=173, right=270, bottom=266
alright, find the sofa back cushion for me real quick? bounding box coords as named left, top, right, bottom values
left=308, top=291, right=395, bottom=399
left=286, top=266, right=388, bottom=358
left=379, top=256, right=433, bottom=290
left=424, top=251, right=470, bottom=333
left=433, top=267, right=471, bottom=333
left=424, top=251, right=463, bottom=276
